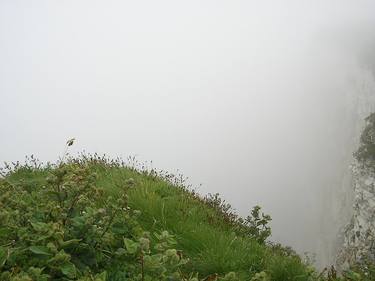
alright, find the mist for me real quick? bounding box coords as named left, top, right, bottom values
left=1, top=0, right=375, bottom=266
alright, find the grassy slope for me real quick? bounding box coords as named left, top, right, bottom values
left=5, top=161, right=310, bottom=281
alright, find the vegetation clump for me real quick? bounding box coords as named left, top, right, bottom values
left=0, top=154, right=373, bottom=280
left=0, top=162, right=194, bottom=280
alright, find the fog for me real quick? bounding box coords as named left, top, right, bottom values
left=1, top=0, right=375, bottom=266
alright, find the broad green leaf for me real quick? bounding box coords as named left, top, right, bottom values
left=59, top=239, right=81, bottom=248
left=71, top=216, right=85, bottom=227
left=36, top=235, right=53, bottom=242
left=61, top=262, right=76, bottom=278
left=31, top=222, right=49, bottom=232
left=124, top=238, right=139, bottom=254
left=29, top=246, right=52, bottom=256
left=144, top=254, right=162, bottom=269
left=111, top=223, right=129, bottom=235
left=95, top=271, right=107, bottom=281
left=115, top=248, right=127, bottom=256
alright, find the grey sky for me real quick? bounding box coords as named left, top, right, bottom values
left=1, top=0, right=375, bottom=266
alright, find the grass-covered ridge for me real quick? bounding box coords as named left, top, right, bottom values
left=0, top=154, right=372, bottom=281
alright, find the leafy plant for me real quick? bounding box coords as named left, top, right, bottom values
left=0, top=163, right=196, bottom=281
left=242, top=206, right=272, bottom=244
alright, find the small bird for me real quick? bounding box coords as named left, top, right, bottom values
left=66, top=138, right=75, bottom=146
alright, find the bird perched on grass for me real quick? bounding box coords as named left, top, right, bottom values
left=66, top=138, right=75, bottom=146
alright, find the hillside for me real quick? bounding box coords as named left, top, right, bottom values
left=0, top=154, right=373, bottom=281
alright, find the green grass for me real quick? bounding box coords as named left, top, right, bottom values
left=1, top=158, right=316, bottom=280
left=103, top=161, right=312, bottom=279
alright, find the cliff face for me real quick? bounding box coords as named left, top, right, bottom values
left=337, top=116, right=375, bottom=269
left=316, top=67, right=375, bottom=268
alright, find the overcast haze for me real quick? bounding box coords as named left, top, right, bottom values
left=1, top=0, right=375, bottom=266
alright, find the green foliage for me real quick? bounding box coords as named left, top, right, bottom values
left=0, top=163, right=193, bottom=280
left=250, top=271, right=270, bottom=281
left=0, top=164, right=124, bottom=280
left=355, top=113, right=375, bottom=164
left=203, top=194, right=272, bottom=243
left=243, top=206, right=272, bottom=244
left=219, top=272, right=239, bottom=281
left=1, top=153, right=372, bottom=281
left=342, top=260, right=375, bottom=281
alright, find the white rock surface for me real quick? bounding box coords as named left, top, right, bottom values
left=337, top=160, right=375, bottom=268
